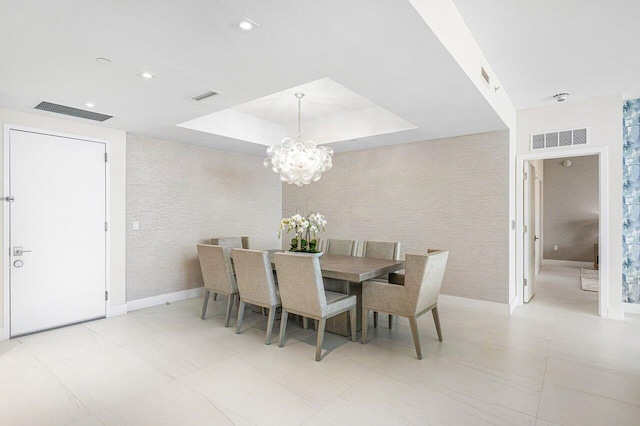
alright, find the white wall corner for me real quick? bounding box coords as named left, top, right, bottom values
left=127, top=287, right=204, bottom=312
left=107, top=304, right=128, bottom=317
left=438, top=294, right=511, bottom=316
left=0, top=328, right=6, bottom=341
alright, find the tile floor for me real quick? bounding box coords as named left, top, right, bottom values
left=2, top=266, right=640, bottom=425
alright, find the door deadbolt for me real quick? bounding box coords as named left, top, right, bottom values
left=13, top=260, right=23, bottom=268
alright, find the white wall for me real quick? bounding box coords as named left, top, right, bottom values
left=0, top=108, right=127, bottom=335
left=516, top=94, right=623, bottom=317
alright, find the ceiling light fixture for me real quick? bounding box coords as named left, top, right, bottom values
left=85, top=102, right=95, bottom=108
left=554, top=92, right=570, bottom=102
left=236, top=17, right=259, bottom=32
left=96, top=57, right=111, bottom=65
left=139, top=71, right=156, bottom=79
left=264, top=93, right=333, bottom=186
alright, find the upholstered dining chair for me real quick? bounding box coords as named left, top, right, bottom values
left=325, top=239, right=358, bottom=256
left=209, top=237, right=249, bottom=301
left=197, top=244, right=239, bottom=327
left=361, top=250, right=449, bottom=359
left=232, top=248, right=281, bottom=344
left=362, top=240, right=401, bottom=329
left=274, top=253, right=357, bottom=361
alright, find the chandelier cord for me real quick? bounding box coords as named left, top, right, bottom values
left=298, top=97, right=301, bottom=139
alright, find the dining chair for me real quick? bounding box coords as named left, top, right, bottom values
left=197, top=244, right=239, bottom=327
left=361, top=250, right=449, bottom=359
left=232, top=248, right=281, bottom=344
left=274, top=253, right=357, bottom=361
left=362, top=240, right=401, bottom=329
left=325, top=239, right=358, bottom=256
left=209, top=237, right=249, bottom=301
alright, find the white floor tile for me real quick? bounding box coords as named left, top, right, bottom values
left=48, top=345, right=171, bottom=412
left=0, top=366, right=90, bottom=425
left=0, top=338, right=41, bottom=379
left=96, top=381, right=232, bottom=425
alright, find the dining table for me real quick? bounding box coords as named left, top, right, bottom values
left=266, top=251, right=405, bottom=336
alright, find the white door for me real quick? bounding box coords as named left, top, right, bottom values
left=523, top=161, right=536, bottom=303
left=9, top=129, right=106, bottom=336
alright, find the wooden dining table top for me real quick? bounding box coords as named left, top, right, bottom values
left=265, top=250, right=405, bottom=283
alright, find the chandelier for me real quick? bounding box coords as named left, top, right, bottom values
left=264, top=93, right=333, bottom=186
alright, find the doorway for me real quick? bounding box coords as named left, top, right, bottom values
left=4, top=127, right=108, bottom=337
left=523, top=155, right=600, bottom=314
left=516, top=148, right=608, bottom=316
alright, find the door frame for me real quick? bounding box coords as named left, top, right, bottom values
left=2, top=124, right=111, bottom=339
left=516, top=146, right=608, bottom=317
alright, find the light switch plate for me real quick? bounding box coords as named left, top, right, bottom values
left=133, top=221, right=139, bottom=230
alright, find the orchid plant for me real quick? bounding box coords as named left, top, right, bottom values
left=278, top=211, right=327, bottom=252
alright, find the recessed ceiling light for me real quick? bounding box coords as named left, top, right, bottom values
left=139, top=71, right=157, bottom=79
left=553, top=92, right=570, bottom=102
left=85, top=102, right=95, bottom=108
left=235, top=17, right=259, bottom=32
left=96, top=57, right=111, bottom=65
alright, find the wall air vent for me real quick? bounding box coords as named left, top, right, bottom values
left=34, top=101, right=113, bottom=122
left=192, top=90, right=219, bottom=101
left=530, top=127, right=589, bottom=150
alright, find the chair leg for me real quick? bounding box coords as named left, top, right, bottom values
left=278, top=310, right=289, bottom=347
left=316, top=318, right=327, bottom=361
left=235, top=295, right=240, bottom=308
left=303, top=317, right=309, bottom=330
left=314, top=320, right=318, bottom=331
left=373, top=312, right=378, bottom=328
left=432, top=306, right=443, bottom=342
left=265, top=307, right=276, bottom=345
left=361, top=309, right=369, bottom=344
left=389, top=315, right=393, bottom=329
left=213, top=292, right=218, bottom=301
left=201, top=290, right=210, bottom=320
left=225, top=294, right=234, bottom=327
left=408, top=316, right=423, bottom=360
left=236, top=301, right=246, bottom=334
left=350, top=308, right=357, bottom=342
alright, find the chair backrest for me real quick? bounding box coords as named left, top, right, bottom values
left=326, top=239, right=358, bottom=256
left=362, top=241, right=401, bottom=260
left=274, top=253, right=327, bottom=317
left=362, top=241, right=401, bottom=281
left=316, top=237, right=327, bottom=253
left=232, top=248, right=279, bottom=307
left=211, top=236, right=250, bottom=249
left=404, top=251, right=449, bottom=315
left=197, top=244, right=237, bottom=294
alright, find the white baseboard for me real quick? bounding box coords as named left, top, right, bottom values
left=623, top=302, right=640, bottom=316
left=608, top=306, right=625, bottom=320
left=543, top=259, right=594, bottom=268
left=127, top=287, right=204, bottom=312
left=0, top=328, right=6, bottom=341
left=509, top=296, right=518, bottom=314
left=438, top=294, right=510, bottom=316
left=108, top=304, right=128, bottom=317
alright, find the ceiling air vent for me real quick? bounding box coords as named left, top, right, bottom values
left=531, top=127, right=589, bottom=150
left=481, top=67, right=490, bottom=87
left=34, top=101, right=113, bottom=122
left=192, top=90, right=219, bottom=101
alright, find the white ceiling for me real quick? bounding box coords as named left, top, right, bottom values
left=454, top=0, right=640, bottom=109
left=0, top=0, right=506, bottom=156
left=178, top=77, right=417, bottom=146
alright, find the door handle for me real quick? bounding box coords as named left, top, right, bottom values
left=534, top=236, right=539, bottom=241
left=13, top=247, right=31, bottom=256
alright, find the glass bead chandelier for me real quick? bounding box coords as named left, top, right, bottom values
left=264, top=93, right=333, bottom=186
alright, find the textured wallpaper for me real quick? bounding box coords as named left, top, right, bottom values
left=126, top=134, right=281, bottom=302
left=623, top=99, right=640, bottom=303
left=283, top=130, right=510, bottom=304
left=543, top=156, right=599, bottom=262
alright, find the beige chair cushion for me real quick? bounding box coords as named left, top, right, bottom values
left=213, top=237, right=243, bottom=249
left=197, top=244, right=238, bottom=295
